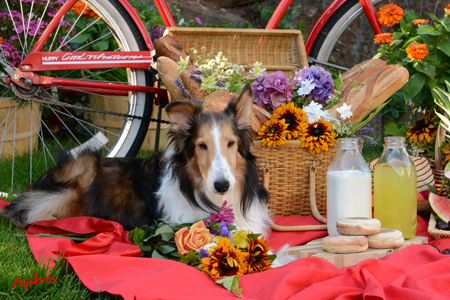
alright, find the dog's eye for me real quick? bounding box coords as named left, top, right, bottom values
left=199, top=143, right=207, bottom=150
left=228, top=141, right=235, bottom=148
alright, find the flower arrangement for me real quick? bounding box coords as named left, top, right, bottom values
left=373, top=3, right=450, bottom=112
left=128, top=201, right=276, bottom=297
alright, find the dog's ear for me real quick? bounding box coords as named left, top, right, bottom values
left=165, top=100, right=200, bottom=131
left=227, top=82, right=253, bottom=130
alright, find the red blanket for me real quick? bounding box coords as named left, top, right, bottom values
left=2, top=199, right=450, bottom=300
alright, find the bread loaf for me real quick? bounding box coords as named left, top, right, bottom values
left=329, top=65, right=409, bottom=125
left=340, top=59, right=386, bottom=94
left=153, top=35, right=192, bottom=64
left=157, top=57, right=186, bottom=102
left=203, top=91, right=237, bottom=111
left=251, top=105, right=271, bottom=137
left=180, top=69, right=209, bottom=101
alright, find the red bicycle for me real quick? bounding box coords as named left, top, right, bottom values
left=0, top=0, right=443, bottom=191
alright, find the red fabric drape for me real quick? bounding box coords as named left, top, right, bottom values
left=2, top=199, right=450, bottom=300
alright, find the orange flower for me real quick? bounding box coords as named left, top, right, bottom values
left=200, top=239, right=249, bottom=277
left=174, top=220, right=213, bottom=255
left=443, top=146, right=450, bottom=161
left=374, top=33, right=394, bottom=44
left=446, top=4, right=450, bottom=15
left=0, top=37, right=4, bottom=44
left=377, top=4, right=404, bottom=27
left=412, top=19, right=429, bottom=25
left=71, top=1, right=99, bottom=19
left=406, top=42, right=429, bottom=60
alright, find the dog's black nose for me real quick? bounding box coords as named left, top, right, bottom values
left=214, top=180, right=230, bottom=193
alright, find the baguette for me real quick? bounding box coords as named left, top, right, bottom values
left=153, top=35, right=192, bottom=64
left=329, top=65, right=409, bottom=125
left=180, top=69, right=209, bottom=101
left=340, top=59, right=386, bottom=94
left=157, top=57, right=186, bottom=102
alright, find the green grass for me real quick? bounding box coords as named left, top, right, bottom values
left=0, top=209, right=121, bottom=299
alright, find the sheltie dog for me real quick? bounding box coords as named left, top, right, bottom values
left=0, top=83, right=271, bottom=234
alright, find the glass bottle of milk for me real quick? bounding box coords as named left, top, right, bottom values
left=327, top=138, right=372, bottom=235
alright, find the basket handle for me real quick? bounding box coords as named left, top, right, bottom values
left=434, top=123, right=446, bottom=171
left=268, top=161, right=327, bottom=232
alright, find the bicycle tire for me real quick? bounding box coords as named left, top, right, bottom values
left=309, top=0, right=444, bottom=71
left=0, top=0, right=153, bottom=192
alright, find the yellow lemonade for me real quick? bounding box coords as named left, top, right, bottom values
left=373, top=163, right=417, bottom=239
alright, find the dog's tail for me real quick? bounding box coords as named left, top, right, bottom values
left=0, top=150, right=101, bottom=228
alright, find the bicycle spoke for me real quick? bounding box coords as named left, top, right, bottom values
left=337, top=40, right=372, bottom=60
left=347, top=27, right=378, bottom=52
left=4, top=0, right=26, bottom=61
left=59, top=17, right=102, bottom=50
left=49, top=16, right=66, bottom=52
left=60, top=4, right=88, bottom=47
left=0, top=100, right=15, bottom=158
left=28, top=0, right=52, bottom=58
left=73, top=32, right=113, bottom=52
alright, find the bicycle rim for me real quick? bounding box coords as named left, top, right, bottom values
left=310, top=0, right=446, bottom=71
left=0, top=0, right=152, bottom=193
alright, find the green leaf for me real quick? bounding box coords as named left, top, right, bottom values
left=151, top=250, right=167, bottom=259
left=413, top=61, right=435, bottom=79
left=427, top=13, right=441, bottom=23
left=412, top=88, right=427, bottom=106
left=268, top=254, right=277, bottom=262
left=70, top=33, right=91, bottom=44
left=131, top=228, right=146, bottom=245
left=403, top=72, right=426, bottom=100
left=140, top=245, right=152, bottom=252
left=227, top=225, right=236, bottom=231
left=417, top=25, right=441, bottom=36
left=351, top=82, right=361, bottom=88
left=216, top=276, right=243, bottom=298
left=438, top=39, right=450, bottom=57
left=179, top=250, right=199, bottom=265
left=157, top=244, right=176, bottom=254
left=384, top=122, right=401, bottom=135
left=426, top=184, right=437, bottom=194
left=334, top=73, right=343, bottom=91
left=155, top=224, right=175, bottom=241
left=248, top=233, right=262, bottom=240
left=93, top=40, right=109, bottom=51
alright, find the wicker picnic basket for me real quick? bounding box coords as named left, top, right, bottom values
left=429, top=124, right=447, bottom=195
left=165, top=27, right=308, bottom=80
left=165, top=28, right=331, bottom=229
left=428, top=214, right=450, bottom=239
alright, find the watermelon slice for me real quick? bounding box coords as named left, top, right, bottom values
left=429, top=193, right=450, bottom=223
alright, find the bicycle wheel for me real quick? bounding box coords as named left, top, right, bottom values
left=0, top=0, right=153, bottom=192
left=309, top=0, right=445, bottom=71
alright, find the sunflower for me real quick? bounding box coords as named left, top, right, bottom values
left=271, top=102, right=308, bottom=139
left=406, top=43, right=429, bottom=60
left=406, top=117, right=437, bottom=145
left=443, top=146, right=450, bottom=161
left=257, top=118, right=289, bottom=148
left=374, top=33, right=394, bottom=44
left=300, top=119, right=336, bottom=155
left=412, top=19, right=429, bottom=25
left=246, top=235, right=272, bottom=274
left=377, top=4, right=404, bottom=27
left=200, top=239, right=249, bottom=277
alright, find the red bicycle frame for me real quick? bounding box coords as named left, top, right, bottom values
left=265, top=0, right=383, bottom=55
left=12, top=0, right=166, bottom=96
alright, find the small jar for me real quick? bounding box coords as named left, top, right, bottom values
left=327, top=138, right=372, bottom=235
left=374, top=136, right=417, bottom=239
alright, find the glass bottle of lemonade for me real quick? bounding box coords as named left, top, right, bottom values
left=374, top=136, right=417, bottom=239
left=327, top=138, right=372, bottom=235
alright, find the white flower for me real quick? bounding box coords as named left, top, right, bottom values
left=225, top=69, right=233, bottom=75
left=178, top=18, right=185, bottom=26
left=303, top=101, right=332, bottom=123
left=410, top=143, right=425, bottom=156
left=336, top=103, right=353, bottom=120
left=297, top=78, right=316, bottom=96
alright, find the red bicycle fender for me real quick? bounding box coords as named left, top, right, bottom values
left=118, top=0, right=154, bottom=52
left=304, top=0, right=348, bottom=55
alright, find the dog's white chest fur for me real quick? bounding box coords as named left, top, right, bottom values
left=156, top=166, right=270, bottom=235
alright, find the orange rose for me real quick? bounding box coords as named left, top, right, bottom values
left=377, top=4, right=403, bottom=27
left=374, top=33, right=394, bottom=44
left=406, top=42, right=429, bottom=60
left=174, top=220, right=213, bottom=255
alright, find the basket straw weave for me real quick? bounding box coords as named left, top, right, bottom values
left=428, top=214, right=450, bottom=239
left=429, top=124, right=447, bottom=195
left=165, top=28, right=308, bottom=79
left=252, top=140, right=337, bottom=217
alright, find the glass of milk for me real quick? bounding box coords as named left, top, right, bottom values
left=327, top=138, right=372, bottom=235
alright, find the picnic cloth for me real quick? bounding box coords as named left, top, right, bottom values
left=2, top=198, right=450, bottom=300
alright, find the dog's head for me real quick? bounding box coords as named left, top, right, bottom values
left=165, top=82, right=254, bottom=198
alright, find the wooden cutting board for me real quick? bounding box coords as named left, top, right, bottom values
left=287, top=236, right=428, bottom=268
